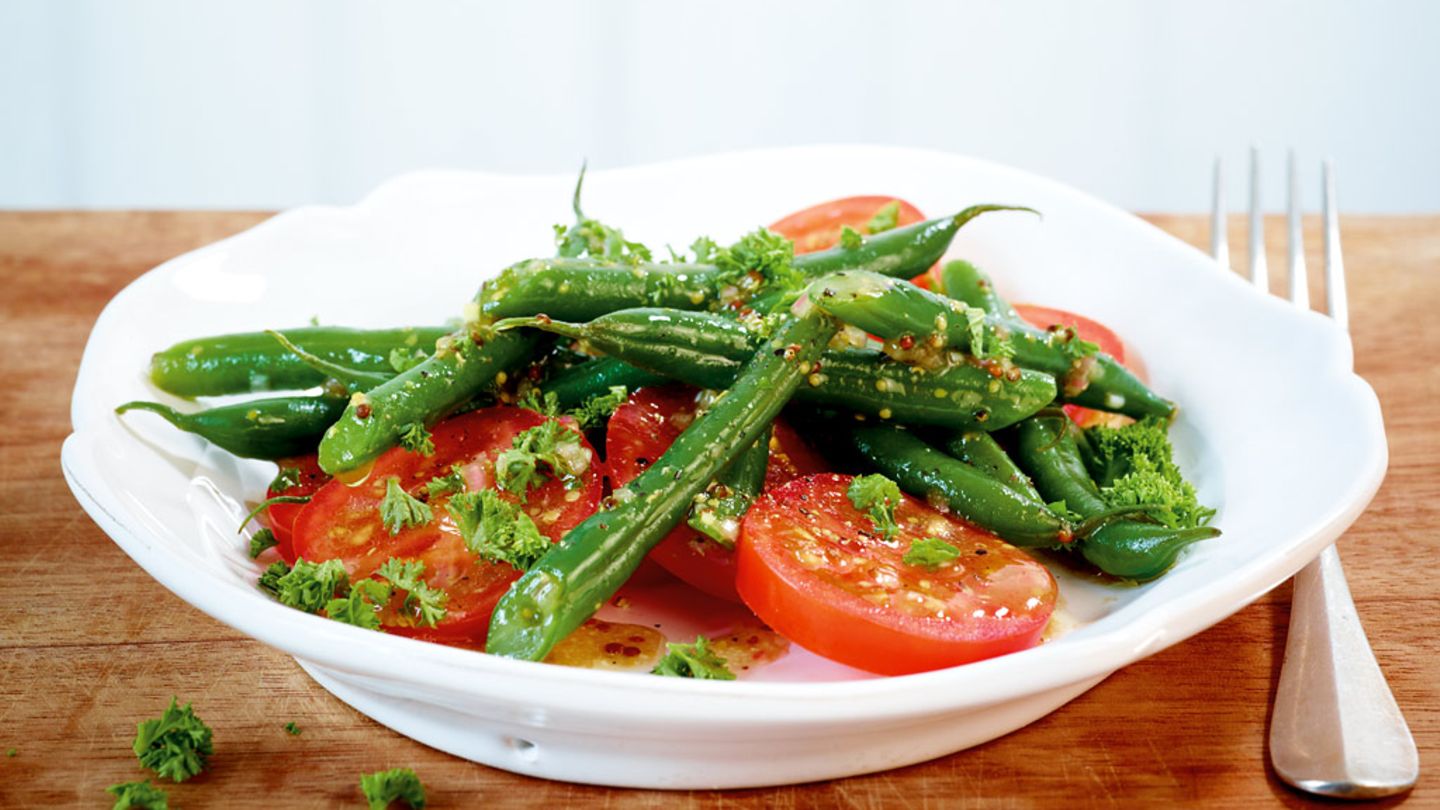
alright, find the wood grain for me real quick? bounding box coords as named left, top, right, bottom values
left=1, top=212, right=1435, bottom=808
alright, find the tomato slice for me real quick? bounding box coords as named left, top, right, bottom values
left=768, top=196, right=926, bottom=255
left=290, top=407, right=603, bottom=641
left=265, top=454, right=330, bottom=563
left=606, top=385, right=826, bottom=602
left=736, top=473, right=1057, bottom=675
left=1012, top=304, right=1140, bottom=429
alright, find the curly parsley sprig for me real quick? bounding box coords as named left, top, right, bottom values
left=132, top=698, right=213, bottom=783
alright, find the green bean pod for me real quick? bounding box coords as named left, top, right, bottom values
left=498, top=308, right=1056, bottom=431
left=486, top=309, right=838, bottom=661
left=478, top=206, right=1029, bottom=323
left=938, top=259, right=1021, bottom=321
left=115, top=396, right=346, bottom=460
left=540, top=356, right=667, bottom=411
left=149, top=326, right=449, bottom=397
left=1010, top=414, right=1217, bottom=580
left=478, top=258, right=725, bottom=321
left=808, top=270, right=1175, bottom=420
left=1012, top=415, right=1109, bottom=515
left=848, top=424, right=1070, bottom=548
left=687, top=426, right=771, bottom=547
left=1079, top=522, right=1222, bottom=581
left=942, top=430, right=1043, bottom=503
left=317, top=329, right=542, bottom=475
left=788, top=205, right=1034, bottom=279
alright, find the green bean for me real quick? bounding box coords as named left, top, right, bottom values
left=486, top=308, right=838, bottom=661
left=116, top=396, right=346, bottom=460
left=938, top=259, right=1021, bottom=321
left=478, top=206, right=1031, bottom=323
left=808, top=270, right=1175, bottom=420
left=941, top=430, right=1043, bottom=503
left=316, top=329, right=542, bottom=475
left=498, top=308, right=1056, bottom=431
left=1012, top=414, right=1109, bottom=516
left=787, top=205, right=1034, bottom=279
left=848, top=424, right=1070, bottom=548
left=149, top=326, right=448, bottom=397
left=687, top=426, right=771, bottom=547
left=479, top=258, right=724, bottom=321
left=539, top=356, right=666, bottom=411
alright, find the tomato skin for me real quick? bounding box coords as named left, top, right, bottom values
left=1012, top=304, right=1140, bottom=428
left=266, top=455, right=330, bottom=562
left=736, top=474, right=1057, bottom=675
left=768, top=196, right=926, bottom=255
left=290, top=407, right=603, bottom=641
left=605, top=386, right=826, bottom=601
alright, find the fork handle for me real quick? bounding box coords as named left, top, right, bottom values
left=1268, top=544, right=1419, bottom=798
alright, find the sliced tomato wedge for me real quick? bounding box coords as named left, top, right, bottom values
left=291, top=407, right=603, bottom=641
left=606, top=385, right=826, bottom=602
left=768, top=196, right=926, bottom=254
left=266, top=454, right=330, bottom=562
left=1012, top=304, right=1140, bottom=429
left=736, top=473, right=1057, bottom=675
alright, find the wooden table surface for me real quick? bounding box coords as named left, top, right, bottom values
left=1, top=212, right=1436, bottom=808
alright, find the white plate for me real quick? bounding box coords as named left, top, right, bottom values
left=62, top=145, right=1387, bottom=789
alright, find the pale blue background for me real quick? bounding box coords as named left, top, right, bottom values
left=4, top=0, right=1437, bottom=212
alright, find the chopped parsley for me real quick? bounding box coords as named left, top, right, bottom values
left=517, top=389, right=560, bottom=417
left=1048, top=323, right=1100, bottom=362
left=553, top=166, right=652, bottom=264
left=360, top=767, right=427, bottom=810
left=839, top=224, right=864, bottom=250
left=494, top=420, right=585, bottom=497
left=652, top=635, right=736, bottom=680
left=247, top=528, right=278, bottom=559
left=324, top=578, right=392, bottom=631
left=132, top=698, right=213, bottom=783
left=1046, top=500, right=1084, bottom=523
left=424, top=464, right=467, bottom=498
left=375, top=558, right=448, bottom=628
left=568, top=385, right=628, bottom=429
left=903, top=537, right=962, bottom=569
left=714, top=227, right=801, bottom=290
left=106, top=780, right=169, bottom=810
left=388, top=346, right=428, bottom=374
left=379, top=477, right=433, bottom=535
left=687, top=235, right=720, bottom=263
left=964, top=307, right=1015, bottom=361
left=258, top=558, right=350, bottom=613
left=284, top=722, right=302, bottom=736
left=865, top=200, right=902, bottom=234
left=397, top=422, right=435, bottom=456
left=446, top=490, right=550, bottom=571
left=847, top=474, right=903, bottom=540
left=269, top=465, right=303, bottom=492
left=1085, top=418, right=1215, bottom=529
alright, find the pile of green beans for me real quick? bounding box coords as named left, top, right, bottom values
left=120, top=191, right=1214, bottom=660
left=487, top=308, right=837, bottom=660
left=502, top=308, right=1058, bottom=431
left=808, top=269, right=1174, bottom=419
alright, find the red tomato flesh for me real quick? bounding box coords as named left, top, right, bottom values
left=605, top=385, right=827, bottom=602
left=736, top=473, right=1057, bottom=675
left=1012, top=304, right=1141, bottom=428
left=291, top=407, right=603, bottom=641
left=266, top=454, right=330, bottom=562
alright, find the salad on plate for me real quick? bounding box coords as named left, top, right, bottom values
left=117, top=181, right=1218, bottom=678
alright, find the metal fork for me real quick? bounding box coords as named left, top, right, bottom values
left=1211, top=149, right=1418, bottom=799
